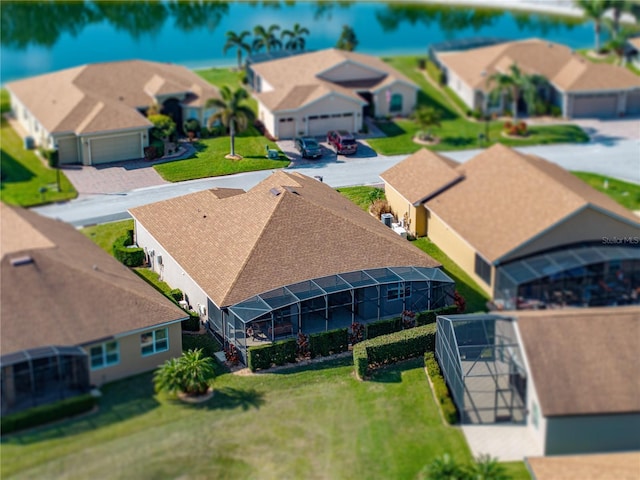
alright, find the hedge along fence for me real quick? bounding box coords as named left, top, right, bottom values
left=1, top=394, right=97, bottom=435
left=309, top=328, right=349, bottom=358
left=365, top=317, right=402, bottom=340
left=182, top=311, right=201, bottom=332
left=416, top=305, right=459, bottom=326
left=353, top=323, right=437, bottom=379
left=112, top=229, right=145, bottom=267
left=248, top=338, right=297, bottom=372
left=425, top=352, right=459, bottom=424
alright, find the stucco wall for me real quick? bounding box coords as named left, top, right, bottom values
left=444, top=69, right=476, bottom=110
left=384, top=184, right=426, bottom=237
left=10, top=94, right=52, bottom=147
left=85, top=321, right=182, bottom=386
left=373, top=82, right=418, bottom=117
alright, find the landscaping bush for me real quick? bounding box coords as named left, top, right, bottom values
left=181, top=311, right=200, bottom=331
left=425, top=352, right=459, bottom=424
left=415, top=305, right=459, bottom=326
left=151, top=140, right=165, bottom=157
left=169, top=288, right=183, bottom=302
left=247, top=338, right=296, bottom=372
left=365, top=317, right=402, bottom=339
left=550, top=105, right=562, bottom=117
left=112, top=231, right=145, bottom=267
left=353, top=343, right=368, bottom=379
left=144, top=145, right=159, bottom=160
left=1, top=394, right=96, bottom=435
left=309, top=328, right=349, bottom=358
left=370, top=199, right=392, bottom=219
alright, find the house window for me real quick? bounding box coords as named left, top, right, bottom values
left=141, top=328, right=169, bottom=356
left=475, top=253, right=492, bottom=286
left=90, top=341, right=119, bottom=370
left=387, top=283, right=411, bottom=301
left=389, top=93, right=403, bottom=112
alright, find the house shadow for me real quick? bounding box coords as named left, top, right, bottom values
left=367, top=357, right=425, bottom=384
left=580, top=127, right=625, bottom=147
left=268, top=354, right=354, bottom=375
left=0, top=150, right=35, bottom=184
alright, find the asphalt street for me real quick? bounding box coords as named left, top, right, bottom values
left=34, top=139, right=640, bottom=227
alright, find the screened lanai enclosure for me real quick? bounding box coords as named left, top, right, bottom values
left=494, top=245, right=640, bottom=310
left=436, top=314, right=527, bottom=424
left=208, top=266, right=455, bottom=363
left=1, top=346, right=90, bottom=415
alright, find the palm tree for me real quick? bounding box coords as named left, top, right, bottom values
left=252, top=24, right=281, bottom=53
left=154, top=349, right=216, bottom=397
left=574, top=0, right=611, bottom=52
left=223, top=30, right=251, bottom=70
left=467, top=454, right=510, bottom=480
left=281, top=23, right=309, bottom=51
left=206, top=86, right=255, bottom=159
left=413, top=106, right=442, bottom=141
left=418, top=454, right=467, bottom=480
left=488, top=63, right=545, bottom=122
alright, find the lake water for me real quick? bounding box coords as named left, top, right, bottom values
left=0, top=1, right=594, bottom=84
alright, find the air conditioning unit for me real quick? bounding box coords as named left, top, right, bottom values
left=381, top=213, right=394, bottom=228
left=157, top=255, right=163, bottom=265
left=148, top=249, right=155, bottom=256
left=198, top=304, right=207, bottom=316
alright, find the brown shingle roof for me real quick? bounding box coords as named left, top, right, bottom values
left=0, top=204, right=187, bottom=355
left=517, top=306, right=640, bottom=417
left=5, top=60, right=220, bottom=134
left=252, top=48, right=417, bottom=111
left=380, top=148, right=462, bottom=205
left=130, top=171, right=440, bottom=307
left=424, top=144, right=640, bottom=263
left=526, top=452, right=640, bottom=480
left=438, top=38, right=640, bottom=93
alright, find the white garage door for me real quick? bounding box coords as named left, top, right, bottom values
left=626, top=91, right=640, bottom=115
left=57, top=137, right=79, bottom=164
left=277, top=117, right=296, bottom=139
left=89, top=134, right=142, bottom=165
left=308, top=113, right=354, bottom=136
left=572, top=94, right=618, bottom=118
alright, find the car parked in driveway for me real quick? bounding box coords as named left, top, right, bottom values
left=327, top=130, right=358, bottom=155
left=294, top=137, right=322, bottom=159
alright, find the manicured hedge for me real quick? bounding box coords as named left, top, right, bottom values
left=425, top=352, right=459, bottom=424
left=247, top=338, right=296, bottom=372
left=169, top=288, right=183, bottom=302
left=365, top=317, right=402, bottom=339
left=181, top=312, right=200, bottom=331
left=353, top=323, right=436, bottom=379
left=309, top=328, right=349, bottom=358
left=416, top=305, right=459, bottom=326
left=1, top=394, right=96, bottom=435
left=112, top=230, right=145, bottom=267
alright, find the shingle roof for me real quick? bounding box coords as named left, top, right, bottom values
left=130, top=171, right=440, bottom=307
left=438, top=38, right=640, bottom=92
left=0, top=204, right=187, bottom=355
left=423, top=144, right=640, bottom=263
left=517, top=306, right=640, bottom=417
left=252, top=48, right=417, bottom=111
left=380, top=148, right=462, bottom=205
left=526, top=452, right=640, bottom=480
left=5, top=60, right=220, bottom=134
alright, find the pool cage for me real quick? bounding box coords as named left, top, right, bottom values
left=213, top=266, right=455, bottom=364
left=1, top=346, right=90, bottom=415
left=436, top=314, right=527, bottom=424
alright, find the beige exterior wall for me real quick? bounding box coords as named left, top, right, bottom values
left=84, top=321, right=182, bottom=386
left=384, top=184, right=426, bottom=237
left=444, top=69, right=477, bottom=110
left=10, top=94, right=53, bottom=147
left=372, top=82, right=418, bottom=117
left=320, top=61, right=382, bottom=82
left=500, top=207, right=640, bottom=263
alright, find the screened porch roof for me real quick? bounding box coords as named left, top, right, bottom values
left=228, top=266, right=454, bottom=323
left=0, top=345, right=87, bottom=368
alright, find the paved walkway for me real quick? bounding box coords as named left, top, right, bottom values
left=461, top=424, right=543, bottom=462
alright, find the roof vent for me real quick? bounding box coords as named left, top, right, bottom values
left=269, top=188, right=281, bottom=197
left=283, top=186, right=299, bottom=195
left=119, top=96, right=124, bottom=101
left=481, top=70, right=487, bottom=77
left=548, top=42, right=553, bottom=48
left=10, top=255, right=33, bottom=267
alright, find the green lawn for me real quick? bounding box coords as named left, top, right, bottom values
left=337, top=185, right=384, bottom=211
left=0, top=118, right=77, bottom=207
left=572, top=171, right=640, bottom=210
left=154, top=126, right=289, bottom=182
left=195, top=68, right=258, bottom=114
left=81, top=219, right=134, bottom=253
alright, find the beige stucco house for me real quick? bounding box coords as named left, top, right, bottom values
left=0, top=204, right=187, bottom=414
left=248, top=48, right=419, bottom=138
left=435, top=38, right=640, bottom=118
left=5, top=60, right=220, bottom=165
left=382, top=144, right=640, bottom=308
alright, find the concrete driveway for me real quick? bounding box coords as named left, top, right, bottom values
left=277, top=137, right=378, bottom=167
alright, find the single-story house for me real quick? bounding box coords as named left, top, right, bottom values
left=436, top=307, right=640, bottom=455
left=248, top=48, right=419, bottom=138
left=381, top=144, right=640, bottom=309
left=526, top=452, right=640, bottom=480
left=435, top=38, right=640, bottom=118
left=5, top=60, right=220, bottom=165
left=129, top=171, right=455, bottom=364
left=0, top=204, right=187, bottom=414
left=628, top=37, right=640, bottom=69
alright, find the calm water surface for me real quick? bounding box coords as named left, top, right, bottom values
left=0, top=1, right=593, bottom=83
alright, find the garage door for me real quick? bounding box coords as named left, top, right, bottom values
left=571, top=94, right=618, bottom=118
left=626, top=91, right=640, bottom=115
left=57, top=137, right=79, bottom=164
left=308, top=113, right=354, bottom=136
left=89, top=134, right=142, bottom=165
left=277, top=117, right=296, bottom=139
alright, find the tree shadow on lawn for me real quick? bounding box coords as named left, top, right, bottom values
left=375, top=121, right=406, bottom=137
left=440, top=136, right=477, bottom=148
left=368, top=357, right=424, bottom=384
left=268, top=355, right=354, bottom=375
left=0, top=150, right=36, bottom=184
left=417, top=90, right=457, bottom=121
left=180, top=387, right=265, bottom=412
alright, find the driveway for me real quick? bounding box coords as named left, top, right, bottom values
left=528, top=116, right=640, bottom=144
left=276, top=137, right=378, bottom=168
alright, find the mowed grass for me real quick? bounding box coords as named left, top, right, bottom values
left=572, top=171, right=640, bottom=210
left=1, top=358, right=479, bottom=480
left=80, top=219, right=134, bottom=253
left=337, top=185, right=384, bottom=210
left=154, top=126, right=289, bottom=182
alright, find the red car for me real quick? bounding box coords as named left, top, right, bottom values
left=327, top=130, right=358, bottom=155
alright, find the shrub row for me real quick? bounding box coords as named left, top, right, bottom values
left=169, top=288, right=183, bottom=302
left=112, top=230, right=145, bottom=267
left=353, top=323, right=436, bottom=379
left=425, top=352, right=459, bottom=424
left=309, top=328, right=349, bottom=358
left=365, top=317, right=402, bottom=339
left=181, top=311, right=200, bottom=332
left=247, top=338, right=296, bottom=372
left=416, top=305, right=459, bottom=326
left=1, top=394, right=96, bottom=435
